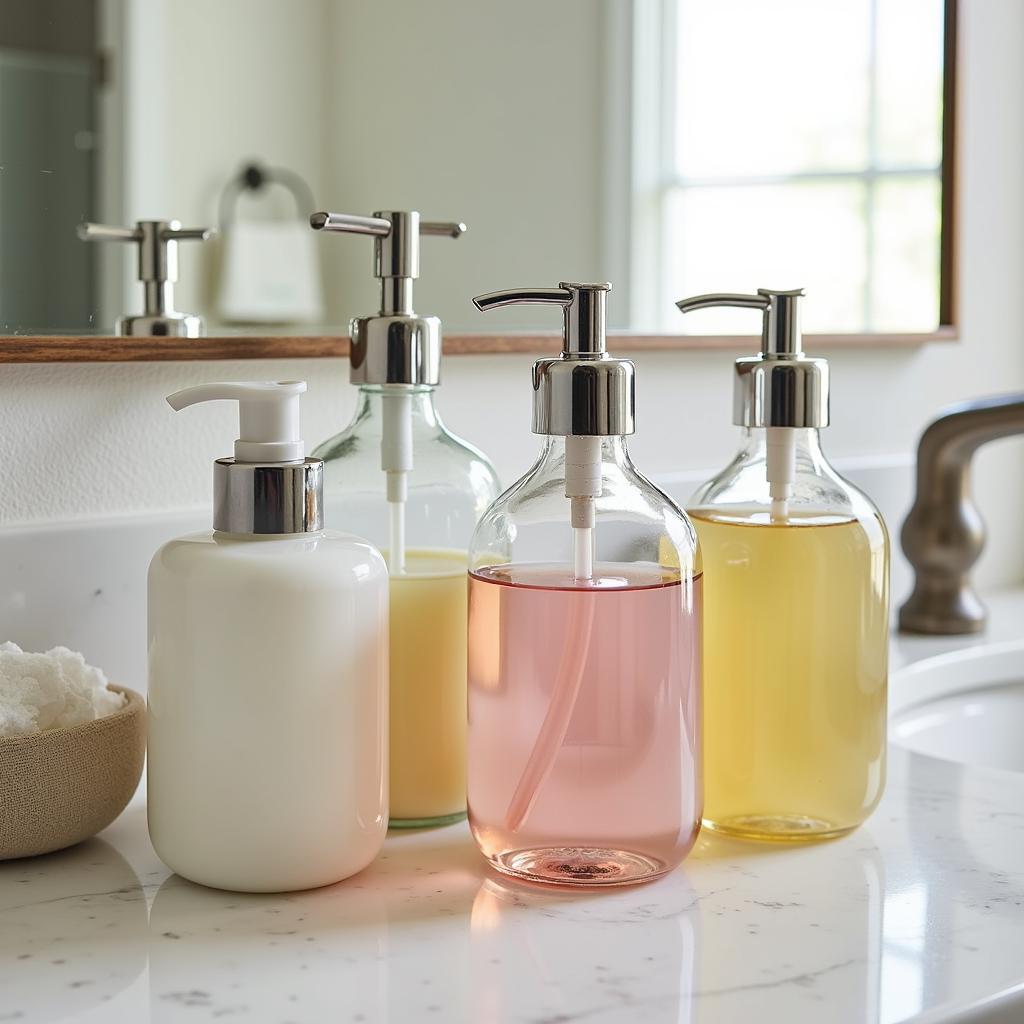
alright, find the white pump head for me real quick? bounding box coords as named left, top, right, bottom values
left=165, top=380, right=322, bottom=534
left=167, top=380, right=307, bottom=463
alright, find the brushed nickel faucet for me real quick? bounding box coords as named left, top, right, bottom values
left=899, top=392, right=1024, bottom=634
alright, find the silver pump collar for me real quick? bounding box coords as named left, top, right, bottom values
left=213, top=458, right=324, bottom=534
left=473, top=281, right=635, bottom=436
left=310, top=209, right=465, bottom=387
left=676, top=287, right=829, bottom=429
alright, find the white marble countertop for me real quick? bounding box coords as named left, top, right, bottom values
left=4, top=594, right=1024, bottom=1024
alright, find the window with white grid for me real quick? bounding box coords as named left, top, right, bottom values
left=632, top=0, right=947, bottom=334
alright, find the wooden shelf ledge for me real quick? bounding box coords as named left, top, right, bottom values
left=0, top=327, right=956, bottom=364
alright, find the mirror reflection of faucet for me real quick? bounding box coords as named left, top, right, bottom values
left=77, top=219, right=214, bottom=337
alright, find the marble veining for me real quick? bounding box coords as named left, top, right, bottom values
left=2, top=744, right=1023, bottom=1024
left=4, top=598, right=1024, bottom=1022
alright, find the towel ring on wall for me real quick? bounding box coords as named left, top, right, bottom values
left=218, top=162, right=317, bottom=228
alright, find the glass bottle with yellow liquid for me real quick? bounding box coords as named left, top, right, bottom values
left=676, top=288, right=888, bottom=841
left=310, top=210, right=500, bottom=827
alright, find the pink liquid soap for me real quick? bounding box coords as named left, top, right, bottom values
left=467, top=563, right=702, bottom=886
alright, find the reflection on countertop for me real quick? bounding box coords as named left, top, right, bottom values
left=2, top=748, right=1023, bottom=1024
left=4, top=596, right=1024, bottom=1023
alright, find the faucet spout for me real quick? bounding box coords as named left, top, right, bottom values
left=899, top=392, right=1024, bottom=634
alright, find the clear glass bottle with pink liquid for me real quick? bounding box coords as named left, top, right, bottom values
left=467, top=281, right=702, bottom=887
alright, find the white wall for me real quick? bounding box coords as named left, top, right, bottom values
left=318, top=0, right=606, bottom=332
left=118, top=0, right=331, bottom=324
left=122, top=0, right=606, bottom=332
left=0, top=0, right=1022, bottom=595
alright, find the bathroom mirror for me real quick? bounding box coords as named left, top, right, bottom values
left=0, top=0, right=955, bottom=359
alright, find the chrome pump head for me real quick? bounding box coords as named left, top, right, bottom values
left=77, top=220, right=215, bottom=337
left=310, top=210, right=465, bottom=386
left=473, top=282, right=634, bottom=436
left=675, top=288, right=829, bottom=429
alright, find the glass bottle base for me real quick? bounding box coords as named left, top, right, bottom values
left=389, top=809, right=467, bottom=830
left=703, top=814, right=859, bottom=843
left=487, top=846, right=670, bottom=887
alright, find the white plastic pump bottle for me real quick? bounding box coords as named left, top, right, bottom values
left=147, top=380, right=389, bottom=893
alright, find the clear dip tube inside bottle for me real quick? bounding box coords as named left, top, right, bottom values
left=468, top=282, right=703, bottom=886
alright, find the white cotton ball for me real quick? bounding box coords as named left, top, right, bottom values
left=27, top=648, right=71, bottom=731
left=0, top=644, right=48, bottom=731
left=0, top=673, right=40, bottom=737
left=0, top=643, right=123, bottom=737
left=48, top=647, right=92, bottom=729
left=91, top=684, right=124, bottom=719
left=62, top=646, right=121, bottom=722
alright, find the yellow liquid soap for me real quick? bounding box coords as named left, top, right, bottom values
left=387, top=548, right=470, bottom=826
left=690, top=509, right=888, bottom=840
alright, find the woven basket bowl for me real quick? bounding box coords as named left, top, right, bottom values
left=0, top=685, right=145, bottom=860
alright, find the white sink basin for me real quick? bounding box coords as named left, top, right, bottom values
left=891, top=640, right=1024, bottom=772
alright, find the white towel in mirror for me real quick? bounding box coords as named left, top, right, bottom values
left=217, top=220, right=324, bottom=325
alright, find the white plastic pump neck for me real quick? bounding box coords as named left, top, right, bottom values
left=565, top=435, right=602, bottom=581
left=380, top=389, right=414, bottom=574
left=765, top=426, right=796, bottom=520
left=167, top=380, right=307, bottom=463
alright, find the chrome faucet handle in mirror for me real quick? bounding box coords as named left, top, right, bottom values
left=77, top=219, right=215, bottom=338
left=310, top=210, right=466, bottom=386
